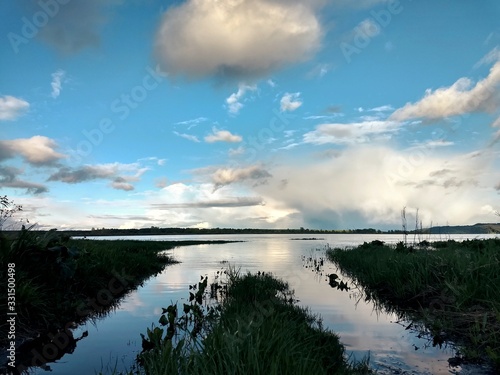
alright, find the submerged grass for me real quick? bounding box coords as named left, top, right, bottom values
left=133, top=270, right=371, bottom=375
left=327, top=239, right=500, bottom=368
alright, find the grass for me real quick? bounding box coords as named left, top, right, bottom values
left=130, top=269, right=371, bottom=375
left=327, top=239, right=500, bottom=368
left=0, top=229, right=233, bottom=348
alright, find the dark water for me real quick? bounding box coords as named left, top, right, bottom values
left=16, top=233, right=496, bottom=374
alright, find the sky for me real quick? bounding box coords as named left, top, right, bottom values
left=1, top=0, right=500, bottom=230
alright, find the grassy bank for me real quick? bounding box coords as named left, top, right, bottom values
left=327, top=239, right=500, bottom=367
left=0, top=229, right=232, bottom=347
left=131, top=270, right=370, bottom=375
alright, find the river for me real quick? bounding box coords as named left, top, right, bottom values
left=20, top=233, right=497, bottom=374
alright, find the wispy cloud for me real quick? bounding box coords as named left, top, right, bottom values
left=306, top=63, right=331, bottom=79
left=408, top=140, right=455, bottom=149
left=278, top=142, right=299, bottom=150
left=138, top=156, right=167, bottom=166
left=0, top=95, right=29, bottom=121
left=474, top=46, right=500, bottom=68
left=151, top=196, right=264, bottom=209
left=173, top=131, right=200, bottom=143
left=280, top=92, right=303, bottom=112
left=205, top=128, right=242, bottom=143
left=303, top=120, right=401, bottom=145
left=51, top=70, right=66, bottom=98
left=303, top=114, right=344, bottom=120
left=369, top=105, right=394, bottom=112
left=175, top=117, right=208, bottom=129
left=228, top=146, right=245, bottom=156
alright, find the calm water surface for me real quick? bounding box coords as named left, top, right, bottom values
left=26, top=233, right=497, bottom=374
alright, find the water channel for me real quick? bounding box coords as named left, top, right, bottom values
left=15, top=233, right=497, bottom=374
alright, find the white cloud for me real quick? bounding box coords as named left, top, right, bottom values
left=173, top=131, right=200, bottom=143
left=369, top=105, right=394, bottom=112
left=0, top=136, right=65, bottom=165
left=111, top=180, right=134, bottom=191
left=205, top=128, right=242, bottom=143
left=306, top=63, right=331, bottom=78
left=51, top=70, right=66, bottom=98
left=278, top=143, right=299, bottom=150
left=409, top=140, right=455, bottom=149
left=0, top=165, right=48, bottom=195
left=11, top=146, right=499, bottom=230
left=492, top=115, right=500, bottom=128
left=48, top=162, right=147, bottom=191
left=254, top=146, right=499, bottom=228
left=226, top=84, right=257, bottom=114
left=280, top=92, right=303, bottom=112
left=474, top=46, right=500, bottom=68
left=390, top=59, right=500, bottom=121
left=154, top=0, right=322, bottom=80
left=146, top=182, right=298, bottom=228
left=175, top=117, right=208, bottom=129
left=228, top=146, right=245, bottom=156
left=303, top=120, right=401, bottom=145
left=0, top=96, right=29, bottom=121
left=198, top=165, right=272, bottom=190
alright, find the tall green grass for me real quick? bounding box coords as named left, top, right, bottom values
left=327, top=239, right=500, bottom=367
left=134, top=270, right=371, bottom=375
left=0, top=233, right=229, bottom=347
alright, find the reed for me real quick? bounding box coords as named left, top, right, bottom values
left=0, top=232, right=230, bottom=348
left=327, top=239, right=500, bottom=368
left=133, top=271, right=371, bottom=375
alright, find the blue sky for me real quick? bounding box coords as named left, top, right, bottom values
left=1, top=0, right=500, bottom=230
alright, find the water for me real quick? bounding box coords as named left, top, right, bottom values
left=14, top=233, right=497, bottom=374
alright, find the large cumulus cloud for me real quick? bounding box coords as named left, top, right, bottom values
left=154, top=0, right=323, bottom=80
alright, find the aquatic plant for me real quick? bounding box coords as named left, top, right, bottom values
left=134, top=271, right=371, bottom=375
left=327, top=239, right=500, bottom=369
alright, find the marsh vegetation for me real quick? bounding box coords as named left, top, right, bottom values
left=127, top=270, right=371, bottom=375
left=0, top=223, right=234, bottom=372
left=327, top=239, right=500, bottom=369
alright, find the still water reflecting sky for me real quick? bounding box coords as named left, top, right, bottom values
left=27, top=233, right=496, bottom=375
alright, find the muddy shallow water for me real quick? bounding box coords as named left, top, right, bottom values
left=13, top=233, right=497, bottom=374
